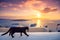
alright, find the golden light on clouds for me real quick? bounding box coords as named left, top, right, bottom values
left=31, top=9, right=42, bottom=19
left=0, top=9, right=42, bottom=19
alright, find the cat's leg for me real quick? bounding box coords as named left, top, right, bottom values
left=10, top=32, right=14, bottom=38
left=20, top=32, right=22, bottom=36
left=9, top=32, right=10, bottom=36
left=23, top=31, right=29, bottom=36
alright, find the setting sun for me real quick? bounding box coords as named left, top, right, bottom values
left=36, top=13, right=41, bottom=18
left=34, top=10, right=41, bottom=18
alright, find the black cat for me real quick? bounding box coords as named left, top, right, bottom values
left=1, top=27, right=29, bottom=38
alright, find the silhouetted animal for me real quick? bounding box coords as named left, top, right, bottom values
left=1, top=27, right=29, bottom=38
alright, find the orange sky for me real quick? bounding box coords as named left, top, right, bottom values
left=0, top=0, right=60, bottom=20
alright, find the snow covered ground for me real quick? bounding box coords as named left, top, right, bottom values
left=0, top=32, right=60, bottom=40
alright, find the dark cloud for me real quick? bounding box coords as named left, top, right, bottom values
left=55, top=0, right=60, bottom=6
left=40, top=0, right=60, bottom=6
left=0, top=0, right=27, bottom=11
left=0, top=0, right=27, bottom=4
left=41, top=7, right=57, bottom=13
left=51, top=9, right=57, bottom=11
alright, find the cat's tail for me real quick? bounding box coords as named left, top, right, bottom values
left=1, top=28, right=10, bottom=36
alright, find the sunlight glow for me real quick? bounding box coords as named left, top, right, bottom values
left=36, top=13, right=41, bottom=18
left=34, top=10, right=42, bottom=28
left=35, top=10, right=41, bottom=18
left=36, top=19, right=41, bottom=28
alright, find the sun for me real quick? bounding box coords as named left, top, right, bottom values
left=36, top=13, right=41, bottom=18
left=33, top=10, right=41, bottom=18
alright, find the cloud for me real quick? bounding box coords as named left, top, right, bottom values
left=0, top=0, right=46, bottom=11
left=41, top=7, right=57, bottom=13
left=0, top=0, right=59, bottom=13
left=40, top=0, right=60, bottom=8
left=0, top=0, right=27, bottom=4
left=0, top=2, right=24, bottom=11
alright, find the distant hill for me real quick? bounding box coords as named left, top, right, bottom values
left=0, top=19, right=29, bottom=21
left=12, top=19, right=29, bottom=21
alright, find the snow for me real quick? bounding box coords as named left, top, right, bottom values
left=0, top=32, right=60, bottom=40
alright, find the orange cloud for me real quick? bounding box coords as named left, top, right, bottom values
left=41, top=7, right=57, bottom=13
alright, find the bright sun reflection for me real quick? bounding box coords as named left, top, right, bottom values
left=36, top=19, right=41, bottom=28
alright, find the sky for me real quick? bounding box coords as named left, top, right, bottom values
left=0, top=0, right=60, bottom=20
